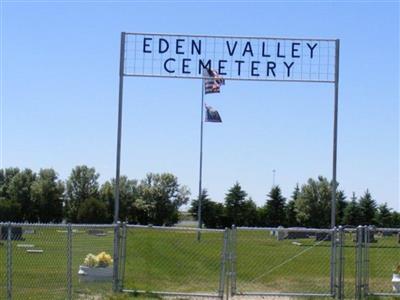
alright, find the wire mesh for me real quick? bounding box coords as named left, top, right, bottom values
left=367, top=228, right=400, bottom=296
left=7, top=224, right=68, bottom=300
left=71, top=224, right=115, bottom=299
left=1, top=223, right=398, bottom=299
left=123, top=33, right=337, bottom=83
left=0, top=224, right=7, bottom=299
left=122, top=225, right=226, bottom=297
left=233, top=227, right=334, bottom=297
left=341, top=228, right=358, bottom=300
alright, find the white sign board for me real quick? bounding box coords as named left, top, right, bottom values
left=123, top=33, right=337, bottom=82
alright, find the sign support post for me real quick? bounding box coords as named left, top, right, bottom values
left=197, top=80, right=205, bottom=241
left=330, top=39, right=340, bottom=297
left=113, top=31, right=126, bottom=292
left=331, top=38, right=340, bottom=229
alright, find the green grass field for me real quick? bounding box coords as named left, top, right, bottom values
left=0, top=226, right=399, bottom=300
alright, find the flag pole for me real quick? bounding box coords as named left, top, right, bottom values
left=197, top=77, right=205, bottom=241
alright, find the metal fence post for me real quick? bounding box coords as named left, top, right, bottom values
left=218, top=228, right=229, bottom=298
left=230, top=225, right=237, bottom=296
left=6, top=222, right=12, bottom=300
left=363, top=226, right=370, bottom=298
left=113, top=222, right=120, bottom=292
left=330, top=227, right=337, bottom=296
left=118, top=222, right=127, bottom=292
left=67, top=224, right=72, bottom=300
left=337, top=226, right=345, bottom=300
left=355, top=226, right=364, bottom=300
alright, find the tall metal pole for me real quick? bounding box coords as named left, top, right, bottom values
left=113, top=31, right=126, bottom=292
left=197, top=79, right=205, bottom=241
left=330, top=39, right=340, bottom=297
left=331, top=39, right=340, bottom=229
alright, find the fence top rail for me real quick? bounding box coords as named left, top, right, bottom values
left=374, top=227, right=400, bottom=232
left=341, top=227, right=400, bottom=233
left=236, top=226, right=334, bottom=233
left=126, top=224, right=226, bottom=232
left=0, top=222, right=116, bottom=228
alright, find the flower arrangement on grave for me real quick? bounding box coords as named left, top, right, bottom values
left=78, top=251, right=113, bottom=280
left=82, top=251, right=113, bottom=268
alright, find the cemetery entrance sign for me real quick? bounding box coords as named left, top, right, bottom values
left=115, top=31, right=340, bottom=225
left=113, top=32, right=340, bottom=291
left=122, top=33, right=337, bottom=83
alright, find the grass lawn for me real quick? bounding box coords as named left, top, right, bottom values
left=0, top=226, right=399, bottom=300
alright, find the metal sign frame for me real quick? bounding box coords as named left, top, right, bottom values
left=112, top=32, right=340, bottom=294
left=122, top=32, right=337, bottom=83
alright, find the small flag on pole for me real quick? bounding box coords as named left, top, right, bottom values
left=205, top=104, right=222, bottom=123
left=204, top=68, right=225, bottom=94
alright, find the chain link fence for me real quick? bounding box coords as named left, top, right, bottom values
left=339, top=227, right=357, bottom=300
left=338, top=226, right=400, bottom=300
left=1, top=223, right=399, bottom=300
left=0, top=223, right=117, bottom=300
left=361, top=227, right=400, bottom=298
left=121, top=224, right=228, bottom=298
left=0, top=225, right=8, bottom=299
left=231, top=227, right=336, bottom=298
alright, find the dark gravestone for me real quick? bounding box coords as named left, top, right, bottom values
left=382, top=231, right=393, bottom=237
left=286, top=231, right=310, bottom=239
left=382, top=230, right=399, bottom=237
left=1, top=226, right=24, bottom=241
left=316, top=232, right=332, bottom=241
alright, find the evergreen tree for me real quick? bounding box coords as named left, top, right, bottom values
left=224, top=182, right=248, bottom=226
left=241, top=197, right=259, bottom=227
left=391, top=211, right=400, bottom=228
left=286, top=184, right=299, bottom=227
left=376, top=203, right=392, bottom=227
left=190, top=189, right=225, bottom=228
left=336, top=190, right=348, bottom=225
left=343, top=192, right=362, bottom=225
left=359, top=190, right=377, bottom=225
left=264, top=186, right=286, bottom=227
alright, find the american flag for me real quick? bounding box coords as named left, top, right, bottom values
left=203, top=68, right=225, bottom=94
left=205, top=104, right=222, bottom=123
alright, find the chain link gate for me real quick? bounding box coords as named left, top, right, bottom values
left=229, top=227, right=339, bottom=298
left=353, top=226, right=400, bottom=299
left=120, top=225, right=228, bottom=299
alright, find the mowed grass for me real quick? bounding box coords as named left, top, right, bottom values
left=123, top=228, right=225, bottom=294
left=0, top=226, right=399, bottom=300
left=234, top=230, right=400, bottom=298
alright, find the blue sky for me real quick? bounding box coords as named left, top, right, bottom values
left=1, top=1, right=399, bottom=211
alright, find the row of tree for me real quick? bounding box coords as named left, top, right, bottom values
left=0, top=167, right=398, bottom=228
left=0, top=166, right=189, bottom=225
left=190, top=177, right=400, bottom=228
